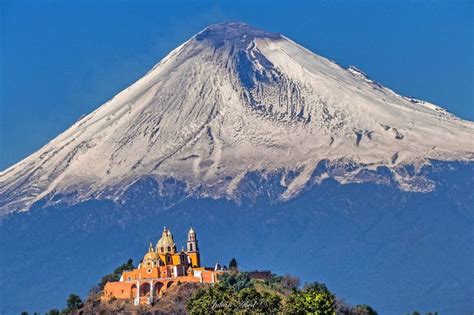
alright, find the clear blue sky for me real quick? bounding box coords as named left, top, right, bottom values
left=1, top=0, right=473, bottom=170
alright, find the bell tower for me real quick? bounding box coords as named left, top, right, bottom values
left=186, top=227, right=200, bottom=267
left=187, top=227, right=198, bottom=252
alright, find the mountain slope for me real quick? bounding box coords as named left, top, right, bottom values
left=1, top=22, right=473, bottom=215
left=1, top=22, right=474, bottom=315
left=1, top=161, right=472, bottom=314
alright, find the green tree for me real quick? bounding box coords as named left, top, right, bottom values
left=188, top=284, right=237, bottom=314
left=217, top=272, right=251, bottom=291
left=228, top=258, right=238, bottom=270
left=99, top=258, right=134, bottom=289
left=283, top=282, right=336, bottom=314
left=66, top=294, right=83, bottom=311
left=188, top=283, right=281, bottom=314
left=21, top=312, right=28, bottom=315
left=46, top=309, right=61, bottom=315
left=237, top=287, right=281, bottom=313
left=188, top=270, right=281, bottom=314
left=262, top=273, right=300, bottom=295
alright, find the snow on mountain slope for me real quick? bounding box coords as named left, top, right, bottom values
left=1, top=22, right=473, bottom=215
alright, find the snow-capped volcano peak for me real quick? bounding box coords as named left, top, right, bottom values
left=1, top=22, right=473, bottom=215
left=195, top=21, right=282, bottom=45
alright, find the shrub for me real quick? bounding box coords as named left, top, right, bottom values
left=99, top=258, right=134, bottom=289
left=188, top=272, right=281, bottom=314
left=283, top=282, right=336, bottom=314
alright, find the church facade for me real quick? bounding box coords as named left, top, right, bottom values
left=102, top=227, right=224, bottom=305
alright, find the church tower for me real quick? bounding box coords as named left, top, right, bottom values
left=186, top=227, right=200, bottom=267
left=187, top=227, right=198, bottom=252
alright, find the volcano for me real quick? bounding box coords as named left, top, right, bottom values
left=0, top=22, right=473, bottom=314
left=1, top=22, right=473, bottom=215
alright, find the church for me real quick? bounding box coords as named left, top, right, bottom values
left=102, top=227, right=225, bottom=305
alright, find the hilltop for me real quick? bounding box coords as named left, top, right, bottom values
left=43, top=261, right=379, bottom=315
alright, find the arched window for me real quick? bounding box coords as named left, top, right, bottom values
left=167, top=246, right=171, bottom=252
left=167, top=255, right=171, bottom=263
left=189, top=243, right=193, bottom=251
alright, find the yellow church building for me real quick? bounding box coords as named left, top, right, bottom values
left=102, top=227, right=224, bottom=305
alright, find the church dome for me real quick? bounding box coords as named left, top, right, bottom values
left=143, top=242, right=159, bottom=261
left=143, top=251, right=158, bottom=261
left=157, top=227, right=176, bottom=253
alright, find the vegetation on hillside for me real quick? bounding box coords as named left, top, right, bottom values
left=188, top=272, right=281, bottom=314
left=187, top=270, right=380, bottom=315
left=21, top=259, right=436, bottom=314
left=98, top=258, right=135, bottom=289
left=22, top=293, right=84, bottom=315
